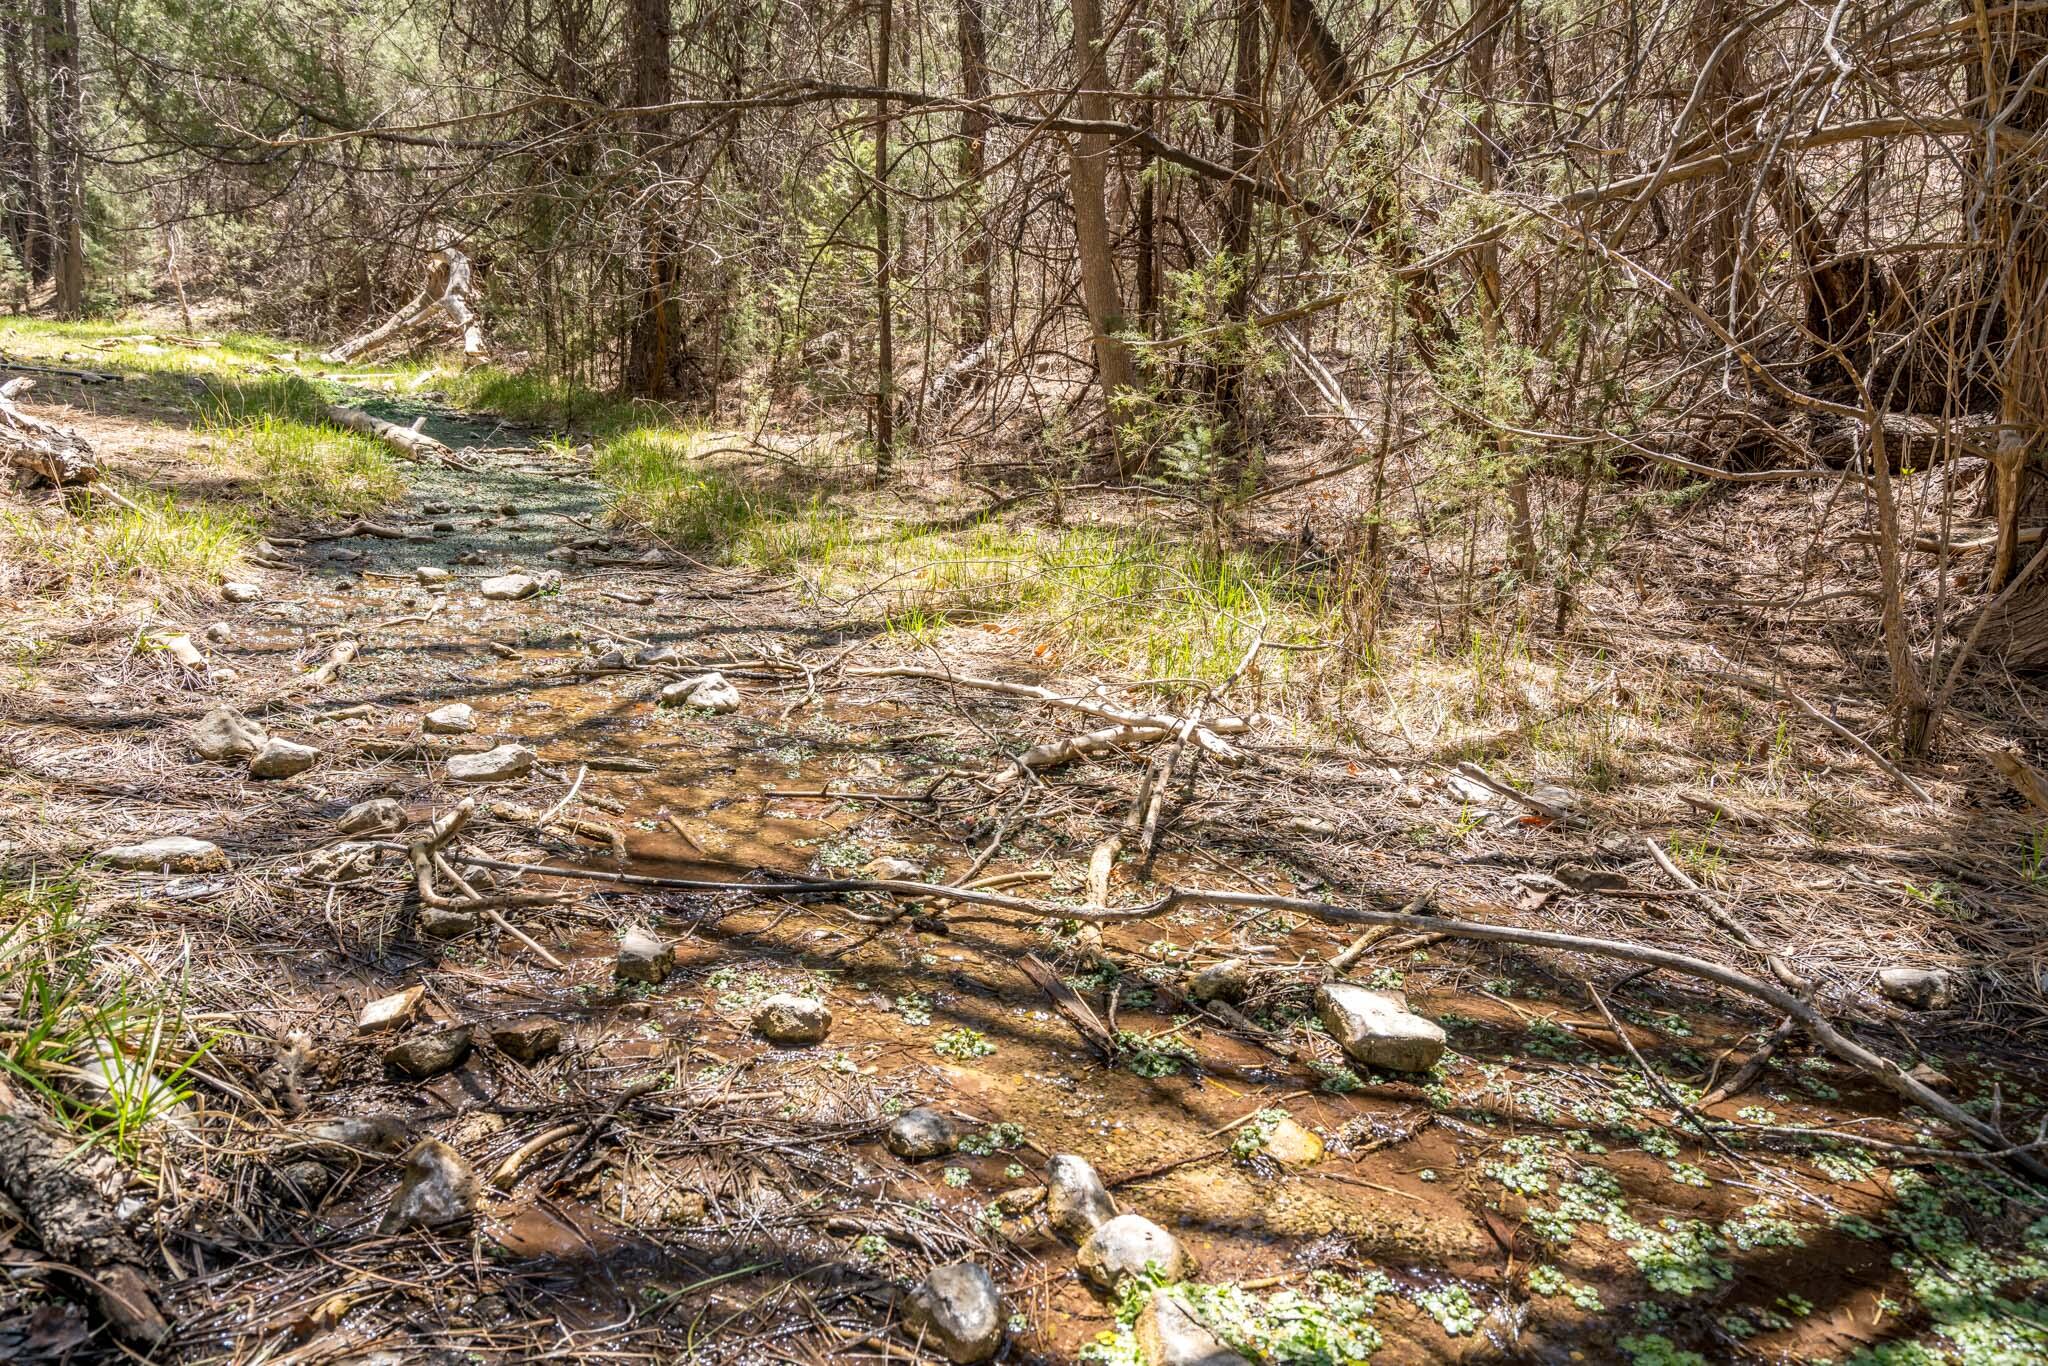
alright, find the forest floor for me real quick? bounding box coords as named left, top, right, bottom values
left=1, top=318, right=2046, bottom=1365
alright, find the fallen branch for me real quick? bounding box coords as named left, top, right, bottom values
left=0, top=1095, right=171, bottom=1345
left=326, top=405, right=455, bottom=463
left=0, top=378, right=99, bottom=487
left=425, top=851, right=2046, bottom=1183
left=323, top=245, right=488, bottom=364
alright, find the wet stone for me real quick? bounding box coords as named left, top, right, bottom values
left=338, top=797, right=408, bottom=836
left=1879, top=967, right=1955, bottom=1011
left=1253, top=1113, right=1324, bottom=1167
left=1077, top=1213, right=1194, bottom=1290
left=753, top=994, right=831, bottom=1046
left=480, top=572, right=540, bottom=600
left=902, top=1262, right=1005, bottom=1364
left=1045, top=1154, right=1117, bottom=1242
left=379, top=1139, right=479, bottom=1233
left=220, top=580, right=261, bottom=603
left=615, top=927, right=673, bottom=983
left=101, top=836, right=229, bottom=874
left=383, top=1027, right=473, bottom=1082
left=446, top=744, right=534, bottom=783
left=1135, top=1290, right=1252, bottom=1366
left=492, top=1017, right=562, bottom=1064
left=885, top=1107, right=957, bottom=1160
left=1314, top=982, right=1446, bottom=1073
left=250, top=737, right=320, bottom=779
left=1188, top=959, right=1251, bottom=1005
left=423, top=702, right=477, bottom=735
left=189, top=706, right=266, bottom=761
left=419, top=907, right=481, bottom=939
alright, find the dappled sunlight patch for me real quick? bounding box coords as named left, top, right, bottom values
left=1, top=486, right=250, bottom=595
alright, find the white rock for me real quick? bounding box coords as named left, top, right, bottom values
left=1045, top=1154, right=1117, bottom=1242
left=1135, top=1290, right=1252, bottom=1366
left=101, top=836, right=228, bottom=873
left=479, top=572, right=540, bottom=601
left=358, top=985, right=425, bottom=1034
left=189, top=706, right=266, bottom=761
left=1314, top=982, right=1446, bottom=1073
left=416, top=566, right=451, bottom=586
left=446, top=744, right=534, bottom=783
left=250, top=736, right=320, bottom=779
left=423, top=703, right=476, bottom=735
left=753, top=994, right=831, bottom=1046
left=338, top=797, right=408, bottom=835
left=658, top=672, right=741, bottom=713
left=302, top=841, right=386, bottom=882
left=1077, top=1213, right=1194, bottom=1290
left=1878, top=967, right=1955, bottom=1011
left=378, top=1140, right=479, bottom=1233
left=221, top=581, right=261, bottom=603
left=862, top=856, right=924, bottom=882
left=615, top=927, right=673, bottom=983
left=902, top=1262, right=1005, bottom=1363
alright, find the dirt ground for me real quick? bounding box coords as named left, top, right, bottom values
left=2, top=341, right=2045, bottom=1365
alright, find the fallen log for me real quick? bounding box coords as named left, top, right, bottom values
left=326, top=405, right=454, bottom=463
left=324, top=245, right=488, bottom=364
left=0, top=378, right=99, bottom=487
left=0, top=1096, right=171, bottom=1345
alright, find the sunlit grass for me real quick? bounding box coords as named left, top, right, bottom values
left=439, top=365, right=643, bottom=432
left=195, top=375, right=405, bottom=516
left=1, top=488, right=251, bottom=594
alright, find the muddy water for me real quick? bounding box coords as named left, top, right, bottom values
left=273, top=392, right=2020, bottom=1364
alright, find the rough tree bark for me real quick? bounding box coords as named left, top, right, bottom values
left=1218, top=0, right=1260, bottom=451
left=43, top=0, right=82, bottom=315
left=1987, top=6, right=2048, bottom=591
left=623, top=0, right=692, bottom=401
left=1069, top=0, right=1141, bottom=471
left=874, top=0, right=896, bottom=470
left=955, top=0, right=993, bottom=348
left=1, top=377, right=97, bottom=485
left=0, top=6, right=48, bottom=282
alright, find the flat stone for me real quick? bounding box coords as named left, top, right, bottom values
left=1314, top=982, right=1446, bottom=1073
left=1879, top=967, right=1955, bottom=1011
left=338, top=797, right=408, bottom=836
left=423, top=703, right=476, bottom=735
left=1188, top=959, right=1251, bottom=1005
left=358, top=985, right=426, bottom=1035
left=1077, top=1213, right=1194, bottom=1290
left=302, top=841, right=385, bottom=882
left=221, top=581, right=261, bottom=603
left=306, top=1115, right=413, bottom=1156
left=615, top=927, right=673, bottom=983
left=886, top=1107, right=957, bottom=1160
left=383, top=1027, right=473, bottom=1082
left=492, top=1017, right=562, bottom=1064
left=658, top=671, right=741, bottom=713
left=418, top=907, right=480, bottom=939
left=379, top=1139, right=478, bottom=1233
left=753, top=994, right=831, bottom=1046
left=446, top=744, right=534, bottom=783
left=480, top=572, right=540, bottom=601
left=415, top=566, right=451, bottom=585
left=902, top=1262, right=1004, bottom=1363
left=1135, top=1290, right=1252, bottom=1366
left=1253, top=1113, right=1324, bottom=1167
left=635, top=645, right=682, bottom=665
left=190, top=706, right=266, bottom=761
left=101, top=836, right=229, bottom=874
left=863, top=856, right=924, bottom=881
left=250, top=737, right=320, bottom=779
left=1045, top=1154, right=1117, bottom=1242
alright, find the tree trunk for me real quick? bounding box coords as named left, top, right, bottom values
left=1468, top=0, right=1535, bottom=573
left=1068, top=0, right=1140, bottom=470
left=1988, top=10, right=2048, bottom=590
left=955, top=0, right=993, bottom=348
left=623, top=0, right=690, bottom=402
left=44, top=0, right=83, bottom=315
left=0, top=6, right=47, bottom=283
left=874, top=0, right=895, bottom=471
left=1218, top=0, right=1260, bottom=450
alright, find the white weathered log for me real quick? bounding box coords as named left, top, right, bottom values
left=323, top=246, right=488, bottom=364
left=0, top=378, right=99, bottom=486
left=326, top=405, right=453, bottom=462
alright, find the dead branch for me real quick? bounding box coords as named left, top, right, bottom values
left=0, top=378, right=99, bottom=487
